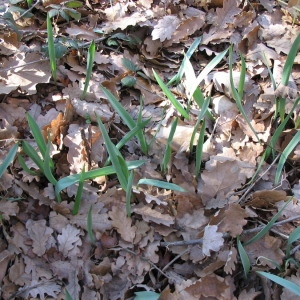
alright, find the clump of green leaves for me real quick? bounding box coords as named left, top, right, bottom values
left=47, top=0, right=82, bottom=21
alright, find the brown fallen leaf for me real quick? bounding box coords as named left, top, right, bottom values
left=247, top=190, right=287, bottom=208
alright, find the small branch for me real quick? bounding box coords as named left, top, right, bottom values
left=15, top=0, right=41, bottom=21
left=160, top=216, right=300, bottom=248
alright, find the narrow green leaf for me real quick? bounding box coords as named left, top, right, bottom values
left=46, top=14, right=57, bottom=81
left=72, top=165, right=85, bottom=213
left=257, top=271, right=300, bottom=296
left=0, top=143, right=18, bottom=178
left=275, top=130, right=300, bottom=185
left=195, top=119, right=206, bottom=177
left=244, top=197, right=293, bottom=246
left=153, top=70, right=190, bottom=120
left=237, top=236, right=251, bottom=277
left=161, top=118, right=178, bottom=173
left=96, top=114, right=129, bottom=190
left=87, top=205, right=96, bottom=244
left=26, top=113, right=47, bottom=158
left=189, top=48, right=229, bottom=98
left=65, top=289, right=73, bottom=300
left=55, top=160, right=145, bottom=199
left=238, top=55, right=246, bottom=99
left=43, top=141, right=57, bottom=186
left=82, top=40, right=96, bottom=99
left=286, top=226, right=300, bottom=257
left=101, top=86, right=148, bottom=154
left=126, top=170, right=134, bottom=217
left=190, top=97, right=210, bottom=153
left=167, top=36, right=202, bottom=86
left=22, top=141, right=44, bottom=171
left=281, top=33, right=300, bottom=86
left=17, top=154, right=41, bottom=176
left=138, top=178, right=186, bottom=192
left=134, top=291, right=160, bottom=300
left=228, top=46, right=260, bottom=142
left=105, top=118, right=150, bottom=166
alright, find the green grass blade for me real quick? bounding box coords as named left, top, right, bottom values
left=138, top=178, right=186, bottom=192
left=228, top=46, right=260, bottom=142
left=17, top=154, right=41, bottom=176
left=269, top=97, right=300, bottom=159
left=244, top=197, right=293, bottom=246
left=0, top=143, right=18, bottom=178
left=87, top=205, right=96, bottom=244
left=96, top=114, right=128, bottom=190
left=161, top=117, right=178, bottom=173
left=46, top=14, right=57, bottom=82
left=238, top=55, right=246, bottom=99
left=65, top=289, right=73, bottom=300
left=189, top=97, right=210, bottom=153
left=167, top=36, right=202, bottom=86
left=72, top=165, right=85, bottom=213
left=189, top=48, right=229, bottom=99
left=105, top=118, right=150, bottom=166
left=195, top=119, right=206, bottom=177
left=22, top=141, right=44, bottom=171
left=256, top=271, right=300, bottom=296
left=237, top=236, right=251, bottom=277
left=26, top=113, right=47, bottom=158
left=275, top=130, right=300, bottom=185
left=43, top=141, right=57, bottom=185
left=153, top=70, right=190, bottom=120
left=281, top=33, right=300, bottom=86
left=286, top=226, right=300, bottom=257
left=101, top=86, right=148, bottom=154
left=55, top=160, right=145, bottom=198
left=81, top=40, right=96, bottom=99
left=193, top=88, right=214, bottom=121
left=126, top=170, right=134, bottom=217
left=262, top=52, right=277, bottom=90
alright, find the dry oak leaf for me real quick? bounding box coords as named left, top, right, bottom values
left=0, top=199, right=19, bottom=220
left=18, top=279, right=61, bottom=300
left=244, top=233, right=285, bottom=268
left=109, top=206, right=136, bottom=243
left=185, top=274, right=236, bottom=300
left=26, top=219, right=54, bottom=257
left=58, top=224, right=82, bottom=258
left=152, top=15, right=180, bottom=42
left=215, top=0, right=242, bottom=28
left=211, top=203, right=248, bottom=237
left=202, top=225, right=224, bottom=256
left=224, top=247, right=238, bottom=275
left=133, top=205, right=175, bottom=226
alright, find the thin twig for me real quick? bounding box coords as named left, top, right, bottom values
left=15, top=0, right=41, bottom=21
left=160, top=215, right=300, bottom=248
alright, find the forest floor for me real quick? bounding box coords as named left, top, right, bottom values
left=0, top=0, right=300, bottom=299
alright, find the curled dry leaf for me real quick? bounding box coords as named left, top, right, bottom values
left=247, top=190, right=287, bottom=208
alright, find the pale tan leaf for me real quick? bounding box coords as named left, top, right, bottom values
left=133, top=205, right=175, bottom=226
left=109, top=206, right=136, bottom=243
left=202, top=225, right=224, bottom=256
left=152, top=15, right=180, bottom=42
left=26, top=220, right=53, bottom=256
left=58, top=224, right=82, bottom=258
left=224, top=247, right=238, bottom=274
left=0, top=200, right=19, bottom=220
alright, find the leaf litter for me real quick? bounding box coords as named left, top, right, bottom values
left=0, top=0, right=299, bottom=299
